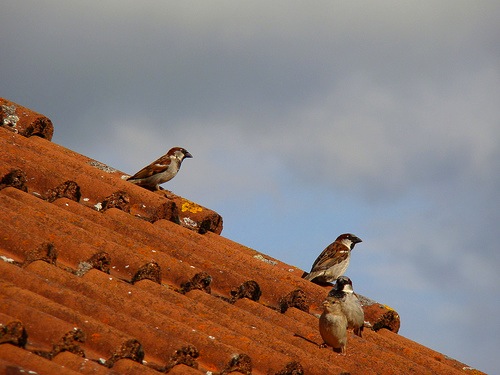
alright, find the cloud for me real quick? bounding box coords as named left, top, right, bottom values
left=206, top=64, right=500, bottom=202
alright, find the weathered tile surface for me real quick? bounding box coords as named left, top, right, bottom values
left=0, top=100, right=485, bottom=375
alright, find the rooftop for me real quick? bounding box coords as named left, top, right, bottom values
left=0, top=98, right=485, bottom=374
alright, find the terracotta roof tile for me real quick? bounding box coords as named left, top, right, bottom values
left=0, top=99, right=486, bottom=374
left=167, top=364, right=205, bottom=375
left=51, top=352, right=113, bottom=375
left=1, top=345, right=82, bottom=375
left=0, top=98, right=54, bottom=140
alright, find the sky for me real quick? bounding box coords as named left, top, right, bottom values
left=2, top=1, right=499, bottom=373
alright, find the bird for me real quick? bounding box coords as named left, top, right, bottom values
left=328, top=276, right=364, bottom=337
left=319, top=298, right=347, bottom=354
left=302, top=233, right=362, bottom=284
left=127, top=147, right=192, bottom=191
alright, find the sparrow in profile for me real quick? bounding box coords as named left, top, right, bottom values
left=303, top=233, right=362, bottom=285
left=319, top=298, right=347, bottom=354
left=328, top=276, right=364, bottom=337
left=127, top=147, right=192, bottom=191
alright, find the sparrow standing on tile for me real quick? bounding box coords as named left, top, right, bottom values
left=303, top=233, right=362, bottom=284
left=328, top=276, right=364, bottom=337
left=127, top=147, right=192, bottom=191
left=319, top=298, right=347, bottom=354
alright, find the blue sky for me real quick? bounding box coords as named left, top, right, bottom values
left=2, top=1, right=499, bottom=373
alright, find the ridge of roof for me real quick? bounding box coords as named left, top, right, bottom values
left=0, top=98, right=485, bottom=374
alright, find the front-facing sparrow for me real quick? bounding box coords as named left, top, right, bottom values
left=319, top=298, right=347, bottom=354
left=127, top=147, right=192, bottom=191
left=303, top=233, right=362, bottom=284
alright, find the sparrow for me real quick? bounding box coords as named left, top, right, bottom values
left=319, top=298, right=347, bottom=354
left=303, top=233, right=362, bottom=285
left=127, top=147, right=192, bottom=191
left=328, top=276, right=364, bottom=337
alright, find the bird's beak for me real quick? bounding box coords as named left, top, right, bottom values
left=353, top=236, right=362, bottom=244
left=184, top=151, right=193, bottom=158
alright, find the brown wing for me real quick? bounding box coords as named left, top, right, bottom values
left=309, top=242, right=349, bottom=272
left=128, top=155, right=171, bottom=180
